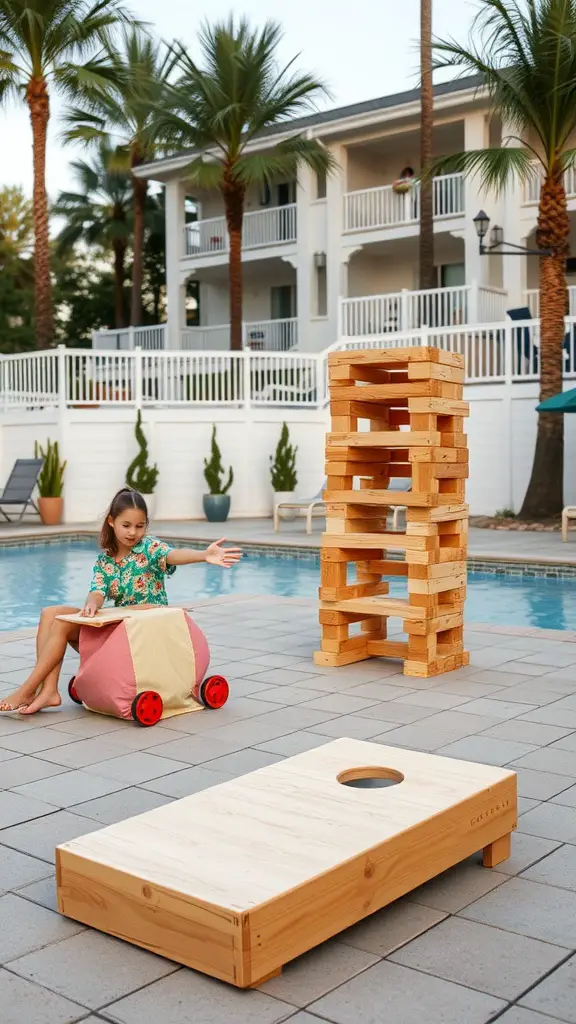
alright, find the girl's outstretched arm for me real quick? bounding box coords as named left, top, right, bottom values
left=167, top=539, right=242, bottom=569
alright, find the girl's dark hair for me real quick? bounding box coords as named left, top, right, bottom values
left=99, top=488, right=148, bottom=555
left=400, top=166, right=414, bottom=178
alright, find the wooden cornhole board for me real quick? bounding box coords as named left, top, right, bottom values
left=56, top=738, right=517, bottom=988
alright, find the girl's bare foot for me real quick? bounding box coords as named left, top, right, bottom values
left=19, top=692, right=62, bottom=715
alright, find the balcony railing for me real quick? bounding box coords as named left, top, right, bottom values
left=340, top=284, right=508, bottom=335
left=524, top=286, right=576, bottom=318
left=343, top=173, right=464, bottom=233
left=523, top=164, right=576, bottom=204
left=93, top=318, right=298, bottom=352
left=184, top=205, right=297, bottom=257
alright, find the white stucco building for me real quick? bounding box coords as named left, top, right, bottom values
left=91, top=72, right=576, bottom=353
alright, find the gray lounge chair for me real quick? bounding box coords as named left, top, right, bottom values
left=274, top=482, right=326, bottom=535
left=0, top=458, right=43, bottom=522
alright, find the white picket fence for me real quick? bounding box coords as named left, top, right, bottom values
left=340, top=284, right=508, bottom=335
left=3, top=316, right=576, bottom=410
left=343, top=173, right=464, bottom=232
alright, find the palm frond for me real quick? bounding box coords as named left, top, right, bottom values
left=428, top=146, right=535, bottom=193
left=236, top=137, right=335, bottom=186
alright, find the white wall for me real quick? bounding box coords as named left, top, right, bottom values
left=3, top=385, right=576, bottom=521
left=0, top=408, right=328, bottom=524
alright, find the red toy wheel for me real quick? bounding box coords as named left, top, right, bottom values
left=199, top=675, right=229, bottom=710
left=131, top=690, right=163, bottom=726
left=68, top=677, right=82, bottom=705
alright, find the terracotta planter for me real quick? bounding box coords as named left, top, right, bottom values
left=38, top=497, right=63, bottom=526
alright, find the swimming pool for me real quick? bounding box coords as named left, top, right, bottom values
left=0, top=539, right=575, bottom=631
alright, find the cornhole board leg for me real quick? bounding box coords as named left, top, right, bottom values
left=483, top=833, right=512, bottom=868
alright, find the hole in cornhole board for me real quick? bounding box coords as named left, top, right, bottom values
left=337, top=766, right=404, bottom=789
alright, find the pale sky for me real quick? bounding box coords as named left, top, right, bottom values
left=0, top=0, right=480, bottom=199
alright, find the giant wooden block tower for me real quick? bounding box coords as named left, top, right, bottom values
left=314, top=346, right=470, bottom=678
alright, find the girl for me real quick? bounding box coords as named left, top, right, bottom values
left=0, top=488, right=241, bottom=716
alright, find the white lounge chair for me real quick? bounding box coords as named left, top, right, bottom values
left=562, top=506, right=576, bottom=541
left=388, top=477, right=412, bottom=529
left=274, top=483, right=326, bottom=535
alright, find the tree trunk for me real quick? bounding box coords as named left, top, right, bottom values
left=130, top=159, right=147, bottom=327
left=519, top=168, right=569, bottom=519
left=113, top=240, right=127, bottom=328
left=222, top=170, right=245, bottom=351
left=419, top=0, right=435, bottom=293
left=26, top=77, right=53, bottom=349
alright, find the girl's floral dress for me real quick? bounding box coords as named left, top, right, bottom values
left=89, top=536, right=176, bottom=607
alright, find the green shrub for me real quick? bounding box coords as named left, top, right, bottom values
left=34, top=439, right=66, bottom=498
left=126, top=411, right=159, bottom=494
left=204, top=426, right=233, bottom=495
left=270, top=422, right=297, bottom=492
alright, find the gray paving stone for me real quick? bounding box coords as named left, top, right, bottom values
left=355, top=702, right=435, bottom=724
left=0, top=755, right=70, bottom=789
left=72, top=785, right=172, bottom=825
left=0, top=808, right=97, bottom=862
left=339, top=898, right=447, bottom=956
left=0, top=747, right=24, bottom=762
left=552, top=784, right=576, bottom=807
left=0, top=726, right=92, bottom=755
left=299, top=693, right=379, bottom=714
left=389, top=916, right=567, bottom=999
left=11, top=770, right=129, bottom=808
left=141, top=765, right=236, bottom=797
left=342, top=680, right=417, bottom=701
left=47, top=715, right=128, bottom=739
left=460, top=877, right=576, bottom=947
left=16, top=875, right=58, bottom=912
left=0, top=843, right=53, bottom=893
left=277, top=1015, right=326, bottom=1024
left=305, top=715, right=387, bottom=740
left=198, top=748, right=284, bottom=776
left=144, top=734, right=247, bottom=764
left=36, top=737, right=158, bottom=769
left=250, top=686, right=325, bottom=706
left=408, top=861, right=508, bottom=913
left=87, top=751, right=197, bottom=784
left=309, top=961, right=505, bottom=1024
left=522, top=845, right=576, bottom=890
left=518, top=803, right=576, bottom=843
left=9, top=929, right=178, bottom=1010
left=482, top=721, right=574, bottom=745
left=260, top=939, right=378, bottom=1006
left=0, top=968, right=87, bottom=1024
left=550, top=731, right=576, bottom=752
left=455, top=697, right=538, bottom=719
left=520, top=650, right=576, bottom=668
left=494, top=832, right=562, bottom=875
left=469, top=669, right=545, bottom=687
left=437, top=735, right=537, bottom=765
left=103, top=968, right=296, bottom=1024
left=469, top=647, right=530, bottom=669
left=520, top=707, right=576, bottom=730
left=518, top=796, right=541, bottom=815
left=392, top=690, right=469, bottom=710
left=0, top=892, right=83, bottom=963
left=254, top=733, right=331, bottom=756
left=0, top=789, right=56, bottom=828
left=488, top=686, right=563, bottom=706
left=514, top=768, right=576, bottom=800
left=496, top=1010, right=570, bottom=1024
left=521, top=954, right=576, bottom=1021
left=511, top=747, right=576, bottom=777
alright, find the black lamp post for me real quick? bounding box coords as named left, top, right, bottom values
left=474, top=210, right=552, bottom=256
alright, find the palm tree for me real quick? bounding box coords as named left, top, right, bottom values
left=0, top=0, right=133, bottom=349
left=53, top=141, right=132, bottom=327
left=63, top=28, right=172, bottom=327
left=419, top=0, right=435, bottom=290
left=158, top=18, right=334, bottom=351
left=429, top=0, right=576, bottom=519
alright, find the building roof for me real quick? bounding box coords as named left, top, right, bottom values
left=137, top=72, right=484, bottom=180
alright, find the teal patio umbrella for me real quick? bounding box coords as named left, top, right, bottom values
left=537, top=388, right=576, bottom=412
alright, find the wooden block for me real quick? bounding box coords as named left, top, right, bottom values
left=408, top=398, right=470, bottom=416
left=322, top=533, right=432, bottom=552
left=56, top=739, right=516, bottom=987
left=407, top=362, right=465, bottom=383
left=327, top=431, right=441, bottom=449
left=319, top=582, right=389, bottom=602
left=409, top=448, right=468, bottom=464
left=324, top=490, right=433, bottom=508
left=329, top=347, right=463, bottom=367
left=408, top=573, right=467, bottom=596
left=320, top=596, right=425, bottom=621
left=320, top=634, right=369, bottom=655
left=356, top=560, right=408, bottom=577
left=329, top=382, right=443, bottom=403
left=404, top=611, right=464, bottom=636
left=313, top=647, right=369, bottom=667
left=365, top=640, right=409, bottom=659
left=483, top=833, right=512, bottom=868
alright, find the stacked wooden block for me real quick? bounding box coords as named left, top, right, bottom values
left=314, top=345, right=470, bottom=678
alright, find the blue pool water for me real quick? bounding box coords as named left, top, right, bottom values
left=0, top=540, right=575, bottom=632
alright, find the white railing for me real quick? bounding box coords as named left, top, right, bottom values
left=5, top=316, right=576, bottom=412
left=524, top=286, right=576, bottom=318
left=184, top=205, right=297, bottom=257
left=181, top=326, right=231, bottom=351
left=1, top=346, right=323, bottom=410
left=523, top=163, right=576, bottom=204
left=341, top=284, right=507, bottom=335
left=343, top=173, right=464, bottom=232
left=91, top=325, right=167, bottom=350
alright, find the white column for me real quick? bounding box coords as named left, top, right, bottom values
left=326, top=144, right=347, bottom=346
left=501, top=123, right=528, bottom=311
left=165, top=178, right=187, bottom=349
left=463, top=111, right=490, bottom=298
left=295, top=164, right=314, bottom=351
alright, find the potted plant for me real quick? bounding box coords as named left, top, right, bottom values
left=203, top=426, right=233, bottom=522
left=34, top=439, right=66, bottom=526
left=270, top=423, right=298, bottom=519
left=126, top=411, right=159, bottom=518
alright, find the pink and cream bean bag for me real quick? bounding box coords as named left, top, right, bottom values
left=58, top=607, right=229, bottom=726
